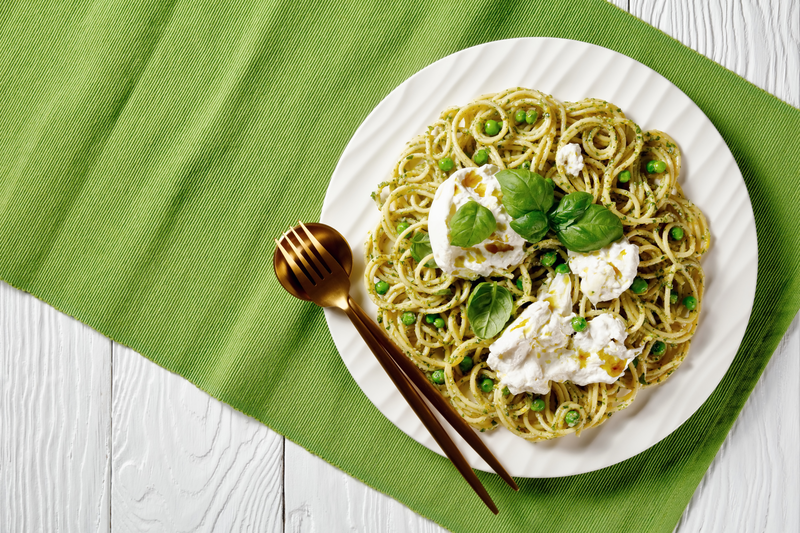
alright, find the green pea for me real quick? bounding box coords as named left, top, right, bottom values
left=473, top=149, right=489, bottom=165
left=431, top=370, right=445, bottom=384
left=571, top=316, right=587, bottom=332
left=396, top=221, right=410, bottom=234
left=401, top=311, right=416, bottom=325
left=670, top=293, right=678, bottom=304
left=425, top=314, right=437, bottom=324
left=438, top=157, right=454, bottom=172
left=618, top=170, right=631, bottom=183
left=630, top=277, right=648, bottom=294
left=541, top=251, right=558, bottom=267
left=521, top=161, right=531, bottom=170
left=516, top=278, right=524, bottom=290
left=565, top=410, right=580, bottom=427
left=514, top=109, right=527, bottom=122
left=531, top=398, right=546, bottom=411
left=647, top=159, right=667, bottom=173
left=670, top=226, right=684, bottom=240
left=683, top=295, right=697, bottom=310
left=651, top=340, right=666, bottom=356
left=555, top=263, right=570, bottom=274
left=526, top=109, right=538, bottom=124
left=480, top=378, right=494, bottom=393
left=459, top=355, right=474, bottom=373
left=484, top=120, right=501, bottom=136
left=433, top=317, right=445, bottom=328
left=502, top=386, right=510, bottom=396
left=375, top=280, right=389, bottom=295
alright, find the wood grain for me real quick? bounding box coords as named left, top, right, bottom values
left=630, top=0, right=800, bottom=108
left=0, top=281, right=111, bottom=533
left=284, top=440, right=444, bottom=533
left=110, top=344, right=283, bottom=532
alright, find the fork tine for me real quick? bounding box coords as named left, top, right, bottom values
left=283, top=229, right=322, bottom=284
left=274, top=238, right=316, bottom=293
left=298, top=221, right=345, bottom=275
left=290, top=225, right=329, bottom=276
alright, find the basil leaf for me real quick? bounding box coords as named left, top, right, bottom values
left=449, top=201, right=496, bottom=248
left=548, top=191, right=594, bottom=232
left=467, top=282, right=513, bottom=339
left=409, top=233, right=437, bottom=268
left=495, top=169, right=554, bottom=218
left=510, top=210, right=549, bottom=243
left=557, top=204, right=624, bottom=252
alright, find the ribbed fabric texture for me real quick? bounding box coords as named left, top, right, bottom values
left=1, top=1, right=798, bottom=531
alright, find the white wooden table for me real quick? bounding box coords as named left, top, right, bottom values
left=2, top=2, right=798, bottom=531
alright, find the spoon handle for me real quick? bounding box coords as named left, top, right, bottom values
left=348, top=297, right=518, bottom=492
left=341, top=301, right=499, bottom=514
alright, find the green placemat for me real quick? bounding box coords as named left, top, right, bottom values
left=1, top=1, right=798, bottom=531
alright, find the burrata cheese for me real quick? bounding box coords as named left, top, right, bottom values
left=556, top=143, right=584, bottom=177
left=428, top=165, right=525, bottom=279
left=568, top=237, right=639, bottom=305
left=571, top=314, right=642, bottom=385
left=487, top=273, right=577, bottom=395
left=487, top=272, right=642, bottom=394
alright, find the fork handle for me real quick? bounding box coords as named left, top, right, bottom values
left=340, top=302, right=499, bottom=514
left=348, top=297, right=518, bottom=492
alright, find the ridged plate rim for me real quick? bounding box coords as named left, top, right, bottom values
left=319, top=37, right=758, bottom=478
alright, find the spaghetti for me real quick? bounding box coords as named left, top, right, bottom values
left=365, top=87, right=709, bottom=441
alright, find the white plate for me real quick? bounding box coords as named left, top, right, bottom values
left=319, top=38, right=757, bottom=478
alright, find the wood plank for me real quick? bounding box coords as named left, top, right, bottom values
left=111, top=344, right=283, bottom=533
left=0, top=281, right=111, bottom=533
left=630, top=0, right=799, bottom=108
left=284, top=440, right=443, bottom=533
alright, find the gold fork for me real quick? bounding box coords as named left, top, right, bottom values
left=275, top=221, right=514, bottom=514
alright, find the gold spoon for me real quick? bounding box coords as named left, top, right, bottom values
left=274, top=221, right=519, bottom=514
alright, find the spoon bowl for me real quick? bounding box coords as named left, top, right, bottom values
left=273, top=222, right=353, bottom=301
